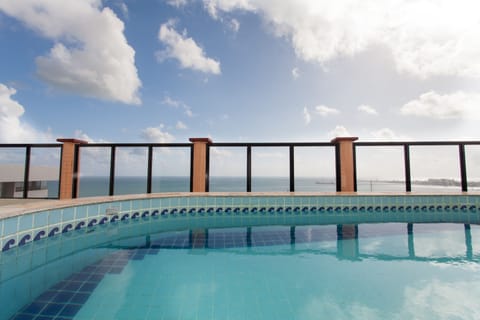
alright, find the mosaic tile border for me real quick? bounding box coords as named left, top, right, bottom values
left=1, top=195, right=480, bottom=252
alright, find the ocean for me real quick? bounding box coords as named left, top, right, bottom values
left=38, top=176, right=471, bottom=198
left=63, top=176, right=467, bottom=198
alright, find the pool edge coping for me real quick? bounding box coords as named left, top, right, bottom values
left=1, top=191, right=478, bottom=219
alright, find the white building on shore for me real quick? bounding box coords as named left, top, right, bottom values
left=0, top=164, right=59, bottom=197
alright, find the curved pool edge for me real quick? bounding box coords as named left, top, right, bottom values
left=1, top=191, right=478, bottom=218
left=2, top=191, right=480, bottom=254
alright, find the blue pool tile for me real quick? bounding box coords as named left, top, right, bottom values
left=86, top=205, right=99, bottom=217
left=40, top=303, right=64, bottom=316
left=75, top=206, right=88, bottom=219
left=169, top=197, right=179, bottom=208
left=150, top=198, right=160, bottom=210
left=3, top=217, right=18, bottom=236
left=36, top=316, right=63, bottom=320
left=36, top=291, right=58, bottom=302
left=79, top=282, right=98, bottom=293
left=232, top=197, right=241, bottom=206
left=109, top=266, right=124, bottom=274
left=53, top=292, right=75, bottom=303
left=48, top=210, right=62, bottom=225
left=59, top=304, right=82, bottom=317
left=197, top=197, right=206, bottom=207
left=87, top=273, right=104, bottom=282
left=22, top=302, right=46, bottom=314
left=62, top=208, right=75, bottom=222
left=18, top=215, right=33, bottom=232
left=66, top=273, right=90, bottom=282
left=70, top=293, right=90, bottom=304
left=62, top=282, right=82, bottom=291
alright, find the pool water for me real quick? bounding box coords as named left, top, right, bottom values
left=6, top=223, right=480, bottom=320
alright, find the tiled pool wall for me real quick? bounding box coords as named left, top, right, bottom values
left=2, top=194, right=480, bottom=255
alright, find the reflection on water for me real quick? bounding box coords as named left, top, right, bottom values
left=3, top=223, right=480, bottom=320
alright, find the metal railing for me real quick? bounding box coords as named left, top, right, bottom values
left=208, top=142, right=335, bottom=192
left=76, top=143, right=193, bottom=197
left=0, top=144, right=62, bottom=199
left=354, top=141, right=480, bottom=192
left=2, top=139, right=480, bottom=199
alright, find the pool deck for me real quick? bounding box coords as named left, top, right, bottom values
left=1, top=191, right=477, bottom=220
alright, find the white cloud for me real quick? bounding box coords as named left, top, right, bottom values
left=314, top=105, right=340, bottom=117
left=162, top=95, right=194, bottom=117
left=399, top=280, right=480, bottom=320
left=141, top=124, right=175, bottom=143
left=358, top=104, right=378, bottom=115
left=119, top=2, right=128, bottom=18
left=203, top=0, right=253, bottom=20
left=303, top=107, right=311, bottom=125
left=211, top=147, right=233, bottom=157
left=229, top=18, right=240, bottom=32
left=203, top=0, right=480, bottom=79
left=292, top=67, right=300, bottom=79
left=176, top=121, right=187, bottom=129
left=0, top=0, right=141, bottom=104
left=162, top=96, right=181, bottom=108
left=368, top=128, right=405, bottom=140
left=167, top=0, right=188, bottom=8
left=401, top=91, right=480, bottom=120
left=0, top=84, right=52, bottom=143
left=157, top=20, right=221, bottom=75
left=73, top=129, right=111, bottom=143
left=183, top=105, right=194, bottom=117
left=329, top=125, right=350, bottom=138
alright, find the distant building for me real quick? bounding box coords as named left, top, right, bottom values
left=0, top=164, right=59, bottom=198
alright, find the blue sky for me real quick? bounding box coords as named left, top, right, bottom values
left=2, top=1, right=480, bottom=180
left=1, top=0, right=480, bottom=146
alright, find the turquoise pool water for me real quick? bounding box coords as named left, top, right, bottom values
left=2, top=194, right=480, bottom=319
left=5, top=222, right=480, bottom=320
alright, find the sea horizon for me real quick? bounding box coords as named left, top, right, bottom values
left=62, top=176, right=474, bottom=198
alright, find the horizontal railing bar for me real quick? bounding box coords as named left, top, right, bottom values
left=0, top=144, right=61, bottom=148
left=79, top=143, right=192, bottom=147
left=3, top=141, right=480, bottom=148
left=355, top=141, right=480, bottom=146
left=211, top=142, right=334, bottom=147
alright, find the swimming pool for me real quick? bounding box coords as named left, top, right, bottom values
left=1, top=194, right=480, bottom=319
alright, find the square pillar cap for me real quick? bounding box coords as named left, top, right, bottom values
left=189, top=137, right=212, bottom=144
left=330, top=137, right=358, bottom=144
left=56, top=138, right=88, bottom=144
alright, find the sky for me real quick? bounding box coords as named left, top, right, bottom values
left=1, top=0, right=480, bottom=179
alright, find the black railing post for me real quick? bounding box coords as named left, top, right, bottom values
left=335, top=144, right=341, bottom=192
left=72, top=144, right=80, bottom=198
left=109, top=146, right=116, bottom=196
left=205, top=145, right=210, bottom=192
left=189, top=145, right=194, bottom=192
left=22, top=146, right=31, bottom=198
left=459, top=143, right=468, bottom=192
left=147, top=146, right=153, bottom=194
left=352, top=144, right=357, bottom=192
left=404, top=144, right=411, bottom=192
left=247, top=145, right=252, bottom=192
left=289, top=145, right=295, bottom=192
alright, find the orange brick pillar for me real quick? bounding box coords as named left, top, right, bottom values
left=331, top=137, right=358, bottom=192
left=189, top=138, right=212, bottom=192
left=57, top=138, right=88, bottom=199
